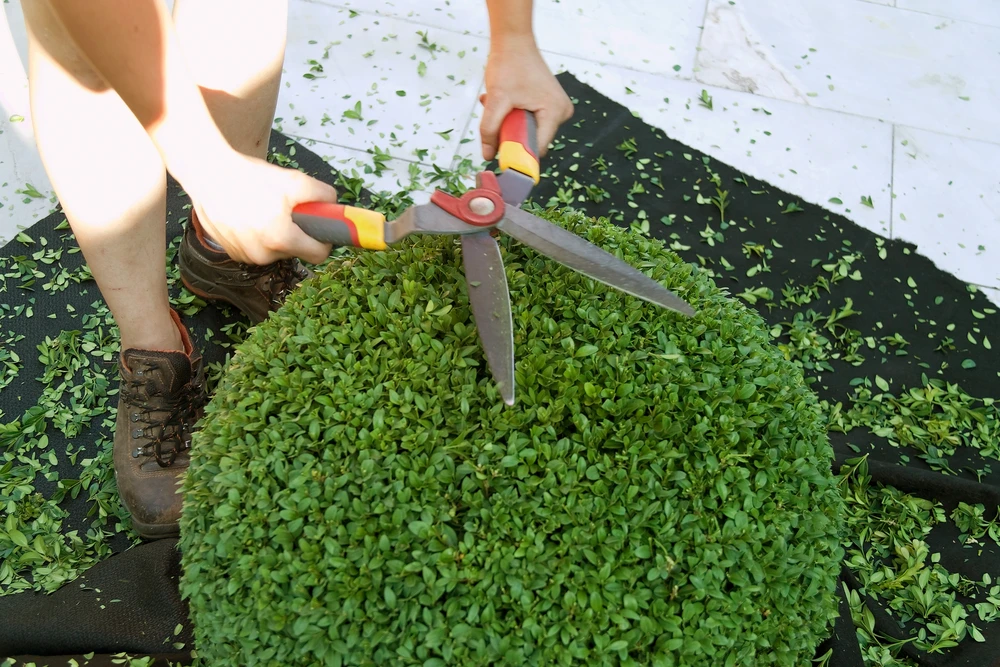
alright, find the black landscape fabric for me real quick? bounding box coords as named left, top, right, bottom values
left=1, top=73, right=998, bottom=666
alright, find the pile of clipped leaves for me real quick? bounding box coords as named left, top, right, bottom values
left=178, top=206, right=846, bottom=666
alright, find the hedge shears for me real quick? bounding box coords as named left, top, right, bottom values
left=291, top=110, right=695, bottom=405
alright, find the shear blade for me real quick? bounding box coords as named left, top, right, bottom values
left=499, top=207, right=696, bottom=316
left=461, top=232, right=516, bottom=405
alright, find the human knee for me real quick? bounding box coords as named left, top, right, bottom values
left=172, top=0, right=288, bottom=95
left=22, top=0, right=109, bottom=92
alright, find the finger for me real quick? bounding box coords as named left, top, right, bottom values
left=283, top=172, right=338, bottom=264
left=533, top=109, right=559, bottom=158
left=231, top=227, right=283, bottom=266
left=282, top=228, right=333, bottom=266
left=479, top=93, right=513, bottom=162
left=196, top=213, right=257, bottom=265
left=275, top=215, right=334, bottom=266
left=290, top=169, right=339, bottom=206
left=533, top=100, right=574, bottom=158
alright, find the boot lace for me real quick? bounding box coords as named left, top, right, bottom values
left=126, top=367, right=206, bottom=468
left=237, top=259, right=304, bottom=307
left=262, top=259, right=304, bottom=306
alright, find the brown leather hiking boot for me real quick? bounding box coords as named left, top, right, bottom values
left=177, top=209, right=313, bottom=324
left=113, top=309, right=207, bottom=540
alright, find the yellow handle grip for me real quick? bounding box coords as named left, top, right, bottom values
left=292, top=203, right=387, bottom=250
left=498, top=109, right=540, bottom=184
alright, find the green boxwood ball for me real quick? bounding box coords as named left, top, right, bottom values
left=179, top=207, right=845, bottom=666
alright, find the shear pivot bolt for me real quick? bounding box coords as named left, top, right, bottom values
left=469, top=197, right=496, bottom=216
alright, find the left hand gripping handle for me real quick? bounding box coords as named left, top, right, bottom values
left=292, top=202, right=387, bottom=250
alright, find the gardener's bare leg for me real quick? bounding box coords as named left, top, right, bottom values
left=24, top=1, right=181, bottom=353
left=23, top=0, right=319, bottom=540
left=172, top=0, right=287, bottom=163
left=172, top=0, right=315, bottom=325
left=24, top=0, right=197, bottom=540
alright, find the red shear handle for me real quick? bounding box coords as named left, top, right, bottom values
left=498, top=109, right=540, bottom=184
left=292, top=202, right=387, bottom=250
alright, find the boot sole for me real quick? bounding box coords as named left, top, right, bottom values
left=132, top=515, right=180, bottom=540
left=180, top=271, right=230, bottom=307
left=180, top=262, right=269, bottom=324
left=114, top=470, right=183, bottom=540
left=180, top=271, right=255, bottom=319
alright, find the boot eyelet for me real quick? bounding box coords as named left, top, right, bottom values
left=132, top=428, right=144, bottom=438
left=132, top=448, right=142, bottom=458
left=131, top=412, right=139, bottom=422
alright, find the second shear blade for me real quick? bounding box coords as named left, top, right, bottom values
left=461, top=231, right=516, bottom=405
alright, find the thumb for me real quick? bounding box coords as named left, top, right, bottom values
left=285, top=172, right=339, bottom=265
left=479, top=93, right=513, bottom=162
left=290, top=170, right=339, bottom=206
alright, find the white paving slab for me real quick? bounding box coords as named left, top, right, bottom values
left=322, top=0, right=708, bottom=77
left=278, top=0, right=488, bottom=167
left=696, top=0, right=1000, bottom=145
left=0, top=1, right=56, bottom=246
left=891, top=125, right=1000, bottom=292
left=474, top=54, right=896, bottom=238
left=286, top=135, right=434, bottom=205
left=324, top=0, right=491, bottom=38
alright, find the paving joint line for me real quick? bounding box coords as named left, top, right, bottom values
left=449, top=78, right=484, bottom=171
left=674, top=78, right=1000, bottom=149
left=301, top=0, right=488, bottom=40
left=889, top=124, right=896, bottom=240
left=692, top=0, right=711, bottom=75
left=872, top=0, right=999, bottom=29
left=282, top=132, right=442, bottom=167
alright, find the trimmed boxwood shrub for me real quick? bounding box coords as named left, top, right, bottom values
left=178, top=207, right=845, bottom=666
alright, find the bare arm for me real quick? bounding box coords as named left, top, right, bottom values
left=485, top=0, right=535, bottom=45
left=480, top=0, right=572, bottom=161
